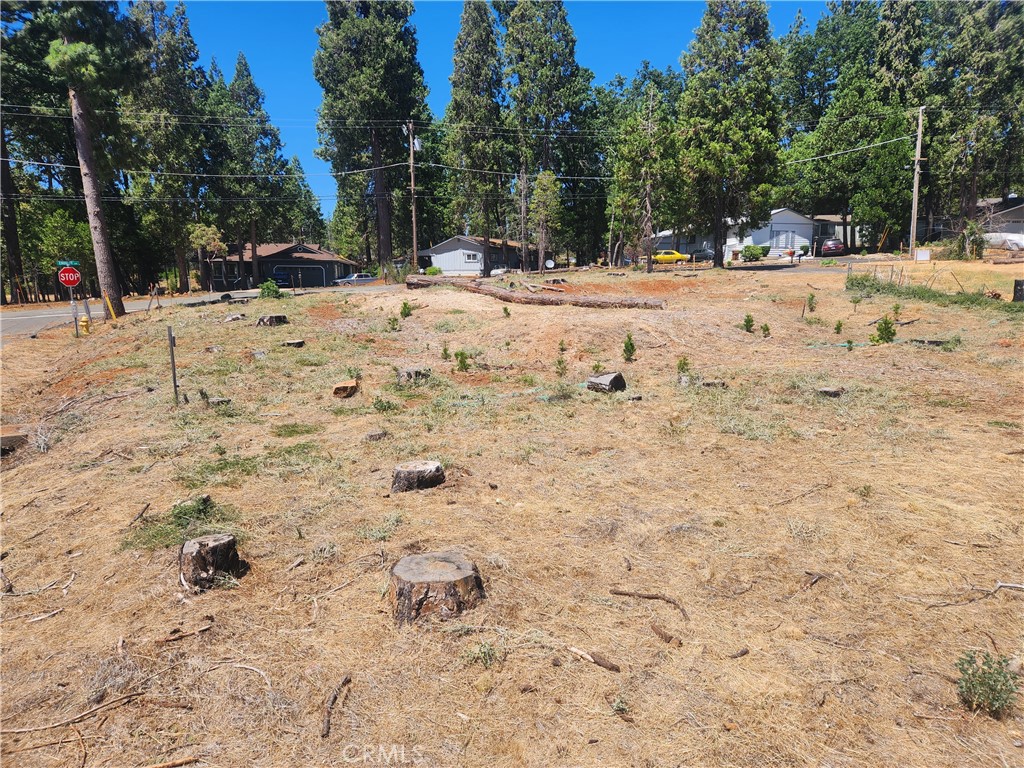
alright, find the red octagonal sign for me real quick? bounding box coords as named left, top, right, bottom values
left=58, top=267, right=82, bottom=288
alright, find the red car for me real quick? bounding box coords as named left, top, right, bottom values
left=820, top=238, right=846, bottom=256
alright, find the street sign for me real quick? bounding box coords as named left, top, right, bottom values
left=58, top=267, right=82, bottom=288
left=56, top=260, right=81, bottom=267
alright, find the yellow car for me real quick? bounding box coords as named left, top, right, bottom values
left=652, top=249, right=688, bottom=264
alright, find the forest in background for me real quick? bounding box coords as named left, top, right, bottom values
left=1, top=0, right=1020, bottom=308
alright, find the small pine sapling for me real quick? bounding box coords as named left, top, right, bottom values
left=870, top=315, right=897, bottom=344
left=400, top=300, right=413, bottom=319
left=441, top=341, right=451, bottom=361
left=834, top=319, right=843, bottom=335
left=555, top=356, right=567, bottom=377
left=623, top=333, right=636, bottom=362
left=454, top=350, right=469, bottom=372
left=806, top=292, right=817, bottom=312
left=742, top=314, right=755, bottom=333
left=503, top=306, right=511, bottom=318
left=760, top=323, right=771, bottom=338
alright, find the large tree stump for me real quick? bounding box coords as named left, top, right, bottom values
left=256, top=315, right=288, bottom=326
left=179, top=534, right=241, bottom=591
left=586, top=372, right=626, bottom=392
left=391, top=460, right=445, bottom=493
left=389, top=551, right=485, bottom=625
left=332, top=380, right=360, bottom=398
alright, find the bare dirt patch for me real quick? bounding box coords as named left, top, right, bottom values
left=1, top=263, right=1022, bottom=767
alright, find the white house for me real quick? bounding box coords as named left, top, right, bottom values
left=725, top=208, right=815, bottom=258
left=417, top=236, right=528, bottom=275
left=654, top=208, right=816, bottom=258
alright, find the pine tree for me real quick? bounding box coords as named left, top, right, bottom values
left=529, top=171, right=560, bottom=270
left=444, top=0, right=507, bottom=275
left=676, top=0, right=780, bottom=267
left=875, top=0, right=924, bottom=106
left=315, top=1, right=427, bottom=268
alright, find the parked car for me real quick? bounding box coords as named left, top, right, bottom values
left=820, top=238, right=846, bottom=256
left=266, top=271, right=294, bottom=288
left=688, top=243, right=715, bottom=262
left=653, top=249, right=688, bottom=264
left=333, top=272, right=376, bottom=286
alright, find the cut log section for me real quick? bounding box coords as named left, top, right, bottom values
left=1, top=425, right=29, bottom=452
left=389, top=551, right=484, bottom=625
left=281, top=339, right=305, bottom=348
left=179, top=534, right=241, bottom=591
left=586, top=372, right=626, bottom=392
left=332, top=380, right=359, bottom=398
left=256, top=315, right=288, bottom=326
left=816, top=387, right=846, bottom=398
left=406, top=275, right=666, bottom=310
left=392, top=460, right=445, bottom=493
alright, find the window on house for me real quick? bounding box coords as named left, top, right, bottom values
left=465, top=252, right=480, bottom=262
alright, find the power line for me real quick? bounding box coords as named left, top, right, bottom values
left=783, top=135, right=914, bottom=165
left=0, top=156, right=407, bottom=179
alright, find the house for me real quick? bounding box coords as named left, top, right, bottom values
left=207, top=243, right=357, bottom=290
left=986, top=202, right=1024, bottom=237
left=416, top=236, right=533, bottom=276
left=655, top=208, right=816, bottom=258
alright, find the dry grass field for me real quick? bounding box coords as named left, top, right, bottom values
left=1, top=259, right=1022, bottom=768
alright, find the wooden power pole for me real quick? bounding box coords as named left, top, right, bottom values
left=908, top=106, right=925, bottom=260
left=407, top=120, right=419, bottom=272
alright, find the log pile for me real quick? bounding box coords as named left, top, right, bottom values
left=406, top=275, right=666, bottom=310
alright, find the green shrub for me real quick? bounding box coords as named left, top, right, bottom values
left=891, top=302, right=902, bottom=321
left=441, top=341, right=451, bottom=361
left=623, top=333, right=636, bottom=362
left=741, top=245, right=764, bottom=262
left=555, top=355, right=567, bottom=377
left=760, top=246, right=770, bottom=258
left=503, top=306, right=511, bottom=318
left=259, top=280, right=283, bottom=299
left=425, top=266, right=442, bottom=276
left=806, top=292, right=817, bottom=312
left=454, top=350, right=469, bottom=372
left=558, top=339, right=567, bottom=353
left=592, top=361, right=604, bottom=374
left=846, top=339, right=854, bottom=351
left=400, top=300, right=413, bottom=318
left=386, top=316, right=400, bottom=332
left=834, top=320, right=844, bottom=335
left=676, top=357, right=690, bottom=375
left=955, top=650, right=1019, bottom=717
left=800, top=245, right=810, bottom=256
left=870, top=315, right=897, bottom=344
left=742, top=313, right=755, bottom=333
left=122, top=495, right=237, bottom=550
left=820, top=258, right=839, bottom=267
left=950, top=220, right=986, bottom=261
left=845, top=273, right=1024, bottom=316
left=760, top=323, right=771, bottom=338
left=372, top=397, right=400, bottom=413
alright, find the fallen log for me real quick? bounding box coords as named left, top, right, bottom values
left=406, top=275, right=665, bottom=310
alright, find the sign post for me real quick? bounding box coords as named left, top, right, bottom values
left=58, top=267, right=83, bottom=337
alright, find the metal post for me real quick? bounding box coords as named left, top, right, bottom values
left=408, top=119, right=419, bottom=272
left=909, top=106, right=925, bottom=261
left=167, top=326, right=179, bottom=405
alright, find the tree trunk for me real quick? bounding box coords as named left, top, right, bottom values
left=236, top=230, right=244, bottom=289
left=392, top=460, right=445, bottom=493
left=389, top=551, right=484, bottom=625
left=370, top=127, right=393, bottom=266
left=179, top=533, right=241, bottom=591
left=1, top=127, right=26, bottom=304
left=406, top=275, right=667, bottom=309
left=174, top=243, right=190, bottom=293
left=250, top=218, right=258, bottom=287
left=644, top=181, right=654, bottom=273
left=520, top=167, right=528, bottom=271
left=713, top=194, right=725, bottom=268
left=67, top=85, right=124, bottom=317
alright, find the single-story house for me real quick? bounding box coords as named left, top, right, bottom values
left=208, top=243, right=357, bottom=290
left=417, top=236, right=533, bottom=276
left=987, top=202, right=1024, bottom=236
left=655, top=208, right=816, bottom=259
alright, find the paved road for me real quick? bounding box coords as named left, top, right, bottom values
left=0, top=284, right=398, bottom=347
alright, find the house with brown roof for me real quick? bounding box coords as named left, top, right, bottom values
left=207, top=243, right=357, bottom=290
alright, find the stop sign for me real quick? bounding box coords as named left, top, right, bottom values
left=58, top=267, right=82, bottom=288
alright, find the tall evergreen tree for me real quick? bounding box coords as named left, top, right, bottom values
left=676, top=0, right=780, bottom=267
left=444, top=0, right=507, bottom=275
left=42, top=1, right=142, bottom=316
left=875, top=0, right=924, bottom=106
left=315, top=0, right=427, bottom=268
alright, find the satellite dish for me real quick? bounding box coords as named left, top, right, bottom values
left=544, top=259, right=555, bottom=269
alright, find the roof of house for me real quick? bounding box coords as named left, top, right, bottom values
left=418, top=235, right=534, bottom=256
left=989, top=202, right=1024, bottom=221
left=217, top=242, right=356, bottom=264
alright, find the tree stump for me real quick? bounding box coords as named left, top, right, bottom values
left=179, top=534, right=241, bottom=591
left=391, top=460, right=445, bottom=493
left=389, top=551, right=484, bottom=625
left=332, top=380, right=359, bottom=398
left=1, top=425, right=29, bottom=451
left=817, top=387, right=846, bottom=398
left=586, top=372, right=626, bottom=392
left=223, top=314, right=246, bottom=323
left=281, top=339, right=305, bottom=348
left=701, top=379, right=728, bottom=389
left=396, top=367, right=431, bottom=385
left=256, top=315, right=288, bottom=326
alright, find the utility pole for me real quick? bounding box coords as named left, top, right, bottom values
left=407, top=119, right=419, bottom=271
left=908, top=106, right=925, bottom=260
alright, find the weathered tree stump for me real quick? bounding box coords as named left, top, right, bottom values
left=332, top=380, right=359, bottom=398
left=256, top=315, right=288, bottom=326
left=701, top=379, right=728, bottom=389
left=587, top=372, right=626, bottom=393
left=227, top=298, right=249, bottom=305
left=817, top=387, right=846, bottom=398
left=389, top=550, right=485, bottom=625
left=391, top=460, right=445, bottom=493
left=364, top=429, right=388, bottom=442
left=179, top=534, right=241, bottom=591
left=223, top=314, right=246, bottom=323
left=396, top=367, right=431, bottom=385
left=281, top=339, right=305, bottom=348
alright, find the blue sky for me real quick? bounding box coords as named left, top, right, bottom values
left=183, top=1, right=830, bottom=219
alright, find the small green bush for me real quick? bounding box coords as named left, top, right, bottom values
left=558, top=339, right=567, bottom=353
left=441, top=341, right=451, bottom=361
left=834, top=320, right=844, bottom=335
left=742, top=314, right=755, bottom=333
left=400, top=300, right=413, bottom=319
left=760, top=323, right=771, bottom=338
left=806, top=292, right=817, bottom=313
left=592, top=361, right=604, bottom=374
left=503, top=306, right=511, bottom=318
left=425, top=266, right=442, bottom=276
left=870, top=315, right=897, bottom=344
left=623, top=333, right=636, bottom=362
left=741, top=245, right=764, bottom=262
left=955, top=650, right=1019, bottom=717
left=555, top=355, right=567, bottom=377
left=259, top=280, right=283, bottom=299
left=372, top=397, right=400, bottom=413
left=891, top=302, right=902, bottom=321
left=800, top=245, right=810, bottom=256
left=676, top=357, right=690, bottom=375
left=454, top=350, right=469, bottom=372
left=386, top=316, right=400, bottom=332
left=122, top=495, right=237, bottom=550
left=845, top=339, right=854, bottom=351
